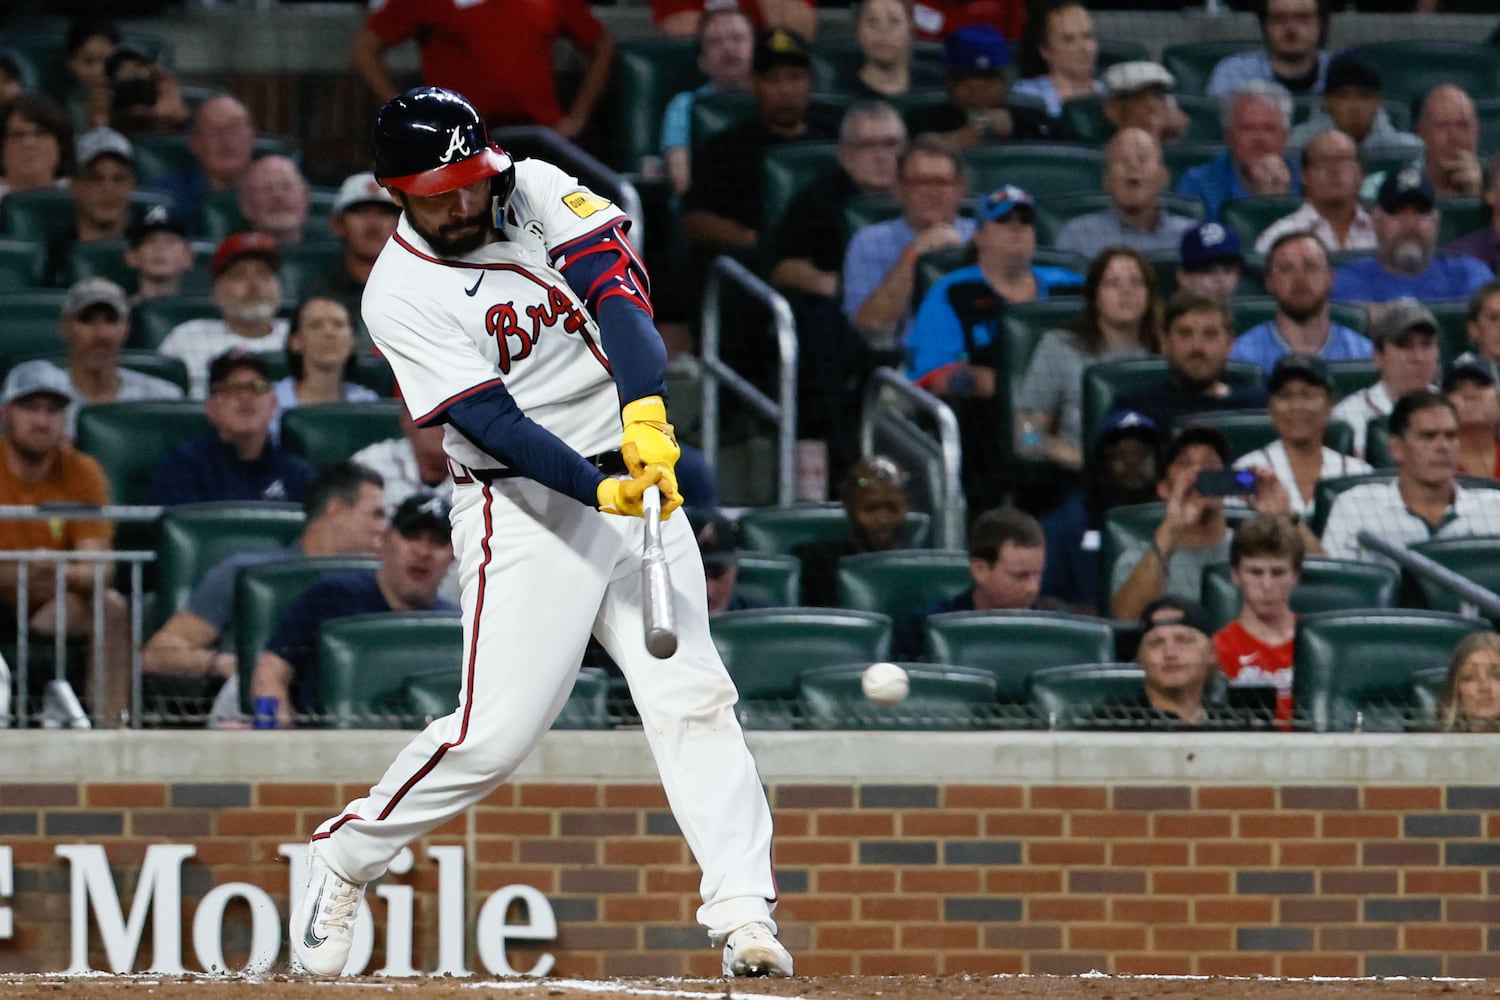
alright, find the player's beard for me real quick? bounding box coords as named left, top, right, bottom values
left=415, top=208, right=492, bottom=257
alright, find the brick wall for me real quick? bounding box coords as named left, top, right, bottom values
left=3, top=776, right=1499, bottom=978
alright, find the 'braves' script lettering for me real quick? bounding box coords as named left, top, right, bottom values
left=484, top=287, right=586, bottom=374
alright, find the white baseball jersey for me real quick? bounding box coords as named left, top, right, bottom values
left=362, top=159, right=630, bottom=472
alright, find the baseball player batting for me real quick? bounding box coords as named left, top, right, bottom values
left=290, top=87, right=790, bottom=979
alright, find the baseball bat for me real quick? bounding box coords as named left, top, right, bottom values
left=641, top=485, right=678, bottom=659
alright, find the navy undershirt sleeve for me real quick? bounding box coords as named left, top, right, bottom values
left=445, top=382, right=605, bottom=507
left=561, top=247, right=667, bottom=405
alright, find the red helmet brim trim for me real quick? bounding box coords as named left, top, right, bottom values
left=383, top=147, right=513, bottom=197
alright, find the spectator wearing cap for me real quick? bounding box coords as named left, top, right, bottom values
left=894, top=506, right=1063, bottom=660
left=1331, top=168, right=1493, bottom=311
left=124, top=205, right=195, bottom=304
left=238, top=155, right=311, bottom=247
left=1111, top=424, right=1297, bottom=620
left=1465, top=281, right=1500, bottom=376
left=685, top=506, right=760, bottom=614
left=1176, top=80, right=1300, bottom=221
left=146, top=350, right=315, bottom=507
left=1215, top=513, right=1304, bottom=728
left=682, top=28, right=836, bottom=254
left=0, top=94, right=73, bottom=205
left=1092, top=596, right=1250, bottom=730
left=43, top=126, right=137, bottom=286
left=1254, top=131, right=1374, bottom=256
left=1445, top=352, right=1500, bottom=479
left=1288, top=52, right=1422, bottom=158
left=657, top=6, right=755, bottom=196
left=158, top=231, right=289, bottom=399
left=1055, top=128, right=1197, bottom=259
left=1111, top=291, right=1267, bottom=439
left=251, top=491, right=457, bottom=727
left=1331, top=298, right=1439, bottom=459
left=654, top=0, right=817, bottom=40
left=1234, top=356, right=1371, bottom=516
left=0, top=359, right=131, bottom=722
left=1011, top=1, right=1106, bottom=120
left=353, top=0, right=614, bottom=140
left=310, top=172, right=401, bottom=333
left=153, top=95, right=255, bottom=232
left=1233, top=231, right=1372, bottom=373
left=1041, top=410, right=1162, bottom=611
left=1176, top=222, right=1245, bottom=302
left=1101, top=61, right=1188, bottom=147
left=1323, top=388, right=1500, bottom=565
left=55, top=277, right=182, bottom=434
left=843, top=135, right=974, bottom=353
left=1206, top=0, right=1330, bottom=99
left=1445, top=153, right=1500, bottom=273
left=904, top=24, right=1071, bottom=149
left=1016, top=246, right=1162, bottom=473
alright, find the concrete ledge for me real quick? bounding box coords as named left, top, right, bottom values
left=0, top=730, right=1489, bottom=785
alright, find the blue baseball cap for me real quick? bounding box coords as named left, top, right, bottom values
left=945, top=24, right=1010, bottom=74
left=977, top=185, right=1034, bottom=223
left=1180, top=221, right=1242, bottom=272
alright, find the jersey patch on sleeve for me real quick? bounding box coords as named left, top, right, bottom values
left=563, top=191, right=613, bottom=219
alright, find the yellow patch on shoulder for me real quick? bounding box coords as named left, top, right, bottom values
left=562, top=191, right=612, bottom=219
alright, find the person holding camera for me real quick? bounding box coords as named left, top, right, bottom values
left=1109, top=424, right=1312, bottom=620
left=103, top=45, right=188, bottom=138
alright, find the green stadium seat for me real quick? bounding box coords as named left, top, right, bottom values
left=1438, top=197, right=1484, bottom=247
left=350, top=353, right=397, bottom=398
left=1478, top=99, right=1500, bottom=161
left=1164, top=141, right=1225, bottom=184
left=924, top=609, right=1115, bottom=702
left=808, top=40, right=862, bottom=92
left=199, top=191, right=250, bottom=244
left=798, top=662, right=998, bottom=731
left=131, top=296, right=219, bottom=351
left=843, top=193, right=902, bottom=239
left=74, top=400, right=209, bottom=504
left=610, top=37, right=701, bottom=172
left=1219, top=195, right=1306, bottom=250
left=66, top=239, right=134, bottom=291
left=397, top=665, right=612, bottom=730
left=835, top=549, right=972, bottom=619
left=1200, top=558, right=1401, bottom=631
left=1175, top=94, right=1227, bottom=143
left=913, top=245, right=966, bottom=305
left=7, top=349, right=190, bottom=395
left=1363, top=418, right=1393, bottom=470
left=1324, top=360, right=1379, bottom=402
left=280, top=401, right=405, bottom=467
left=0, top=188, right=74, bottom=245
left=0, top=290, right=67, bottom=364
left=1170, top=409, right=1354, bottom=459
left=318, top=611, right=464, bottom=729
left=1409, top=536, right=1500, bottom=617
left=1407, top=666, right=1447, bottom=729
left=0, top=237, right=41, bottom=290
left=1428, top=300, right=1471, bottom=363
left=1355, top=41, right=1500, bottom=113
left=1291, top=609, right=1484, bottom=732
left=962, top=143, right=1106, bottom=199
left=734, top=552, right=802, bottom=608
left=1162, top=41, right=1258, bottom=95
left=709, top=607, right=892, bottom=728
left=233, top=555, right=380, bottom=713
left=1026, top=662, right=1148, bottom=730
left=133, top=133, right=301, bottom=190
left=155, top=501, right=305, bottom=629
left=1081, top=357, right=1264, bottom=452
left=739, top=503, right=930, bottom=554
left=1096, top=39, right=1151, bottom=70
left=691, top=91, right=757, bottom=147
left=278, top=242, right=345, bottom=301
left=762, top=142, right=840, bottom=244
left=1060, top=97, right=1111, bottom=146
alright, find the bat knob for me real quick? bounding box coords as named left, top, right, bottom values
left=646, top=629, right=677, bottom=659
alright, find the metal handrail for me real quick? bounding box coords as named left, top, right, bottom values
left=1357, top=530, right=1500, bottom=619
left=490, top=126, right=645, bottom=244
left=859, top=367, right=965, bottom=550
left=699, top=256, right=799, bottom=507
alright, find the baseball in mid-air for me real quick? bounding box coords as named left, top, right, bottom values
left=861, top=661, right=909, bottom=705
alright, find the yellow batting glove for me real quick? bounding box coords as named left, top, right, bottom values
left=654, top=464, right=684, bottom=519
left=597, top=466, right=663, bottom=518
left=621, top=395, right=680, bottom=478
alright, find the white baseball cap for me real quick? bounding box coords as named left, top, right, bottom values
left=1103, top=61, right=1175, bottom=98
left=333, top=172, right=399, bottom=215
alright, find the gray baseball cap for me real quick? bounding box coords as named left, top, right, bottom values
left=1370, top=298, right=1438, bottom=347
left=61, top=277, right=130, bottom=319
left=1, top=361, right=74, bottom=407
left=75, top=127, right=134, bottom=169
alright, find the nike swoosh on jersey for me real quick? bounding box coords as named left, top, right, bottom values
left=465, top=274, right=484, bottom=297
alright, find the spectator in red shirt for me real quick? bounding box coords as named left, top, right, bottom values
left=910, top=0, right=1026, bottom=46
left=655, top=0, right=817, bottom=41
left=351, top=0, right=615, bottom=140
left=1213, top=512, right=1302, bottom=726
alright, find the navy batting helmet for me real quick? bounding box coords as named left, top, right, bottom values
left=371, top=87, right=515, bottom=202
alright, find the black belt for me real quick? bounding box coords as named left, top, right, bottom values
left=460, top=449, right=627, bottom=484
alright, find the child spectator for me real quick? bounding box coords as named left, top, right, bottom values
left=1214, top=513, right=1302, bottom=726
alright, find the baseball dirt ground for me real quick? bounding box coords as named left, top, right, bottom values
left=4, top=975, right=1498, bottom=999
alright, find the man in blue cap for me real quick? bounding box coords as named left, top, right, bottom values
left=904, top=24, right=1072, bottom=146
left=1333, top=167, right=1494, bottom=311
left=1176, top=221, right=1244, bottom=302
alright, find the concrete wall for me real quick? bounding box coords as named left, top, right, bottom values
left=1, top=731, right=1497, bottom=977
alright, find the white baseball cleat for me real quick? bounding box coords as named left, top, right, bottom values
left=290, top=845, right=366, bottom=976
left=722, top=922, right=794, bottom=978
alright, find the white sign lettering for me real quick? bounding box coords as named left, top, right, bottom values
left=0, top=846, right=12, bottom=940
